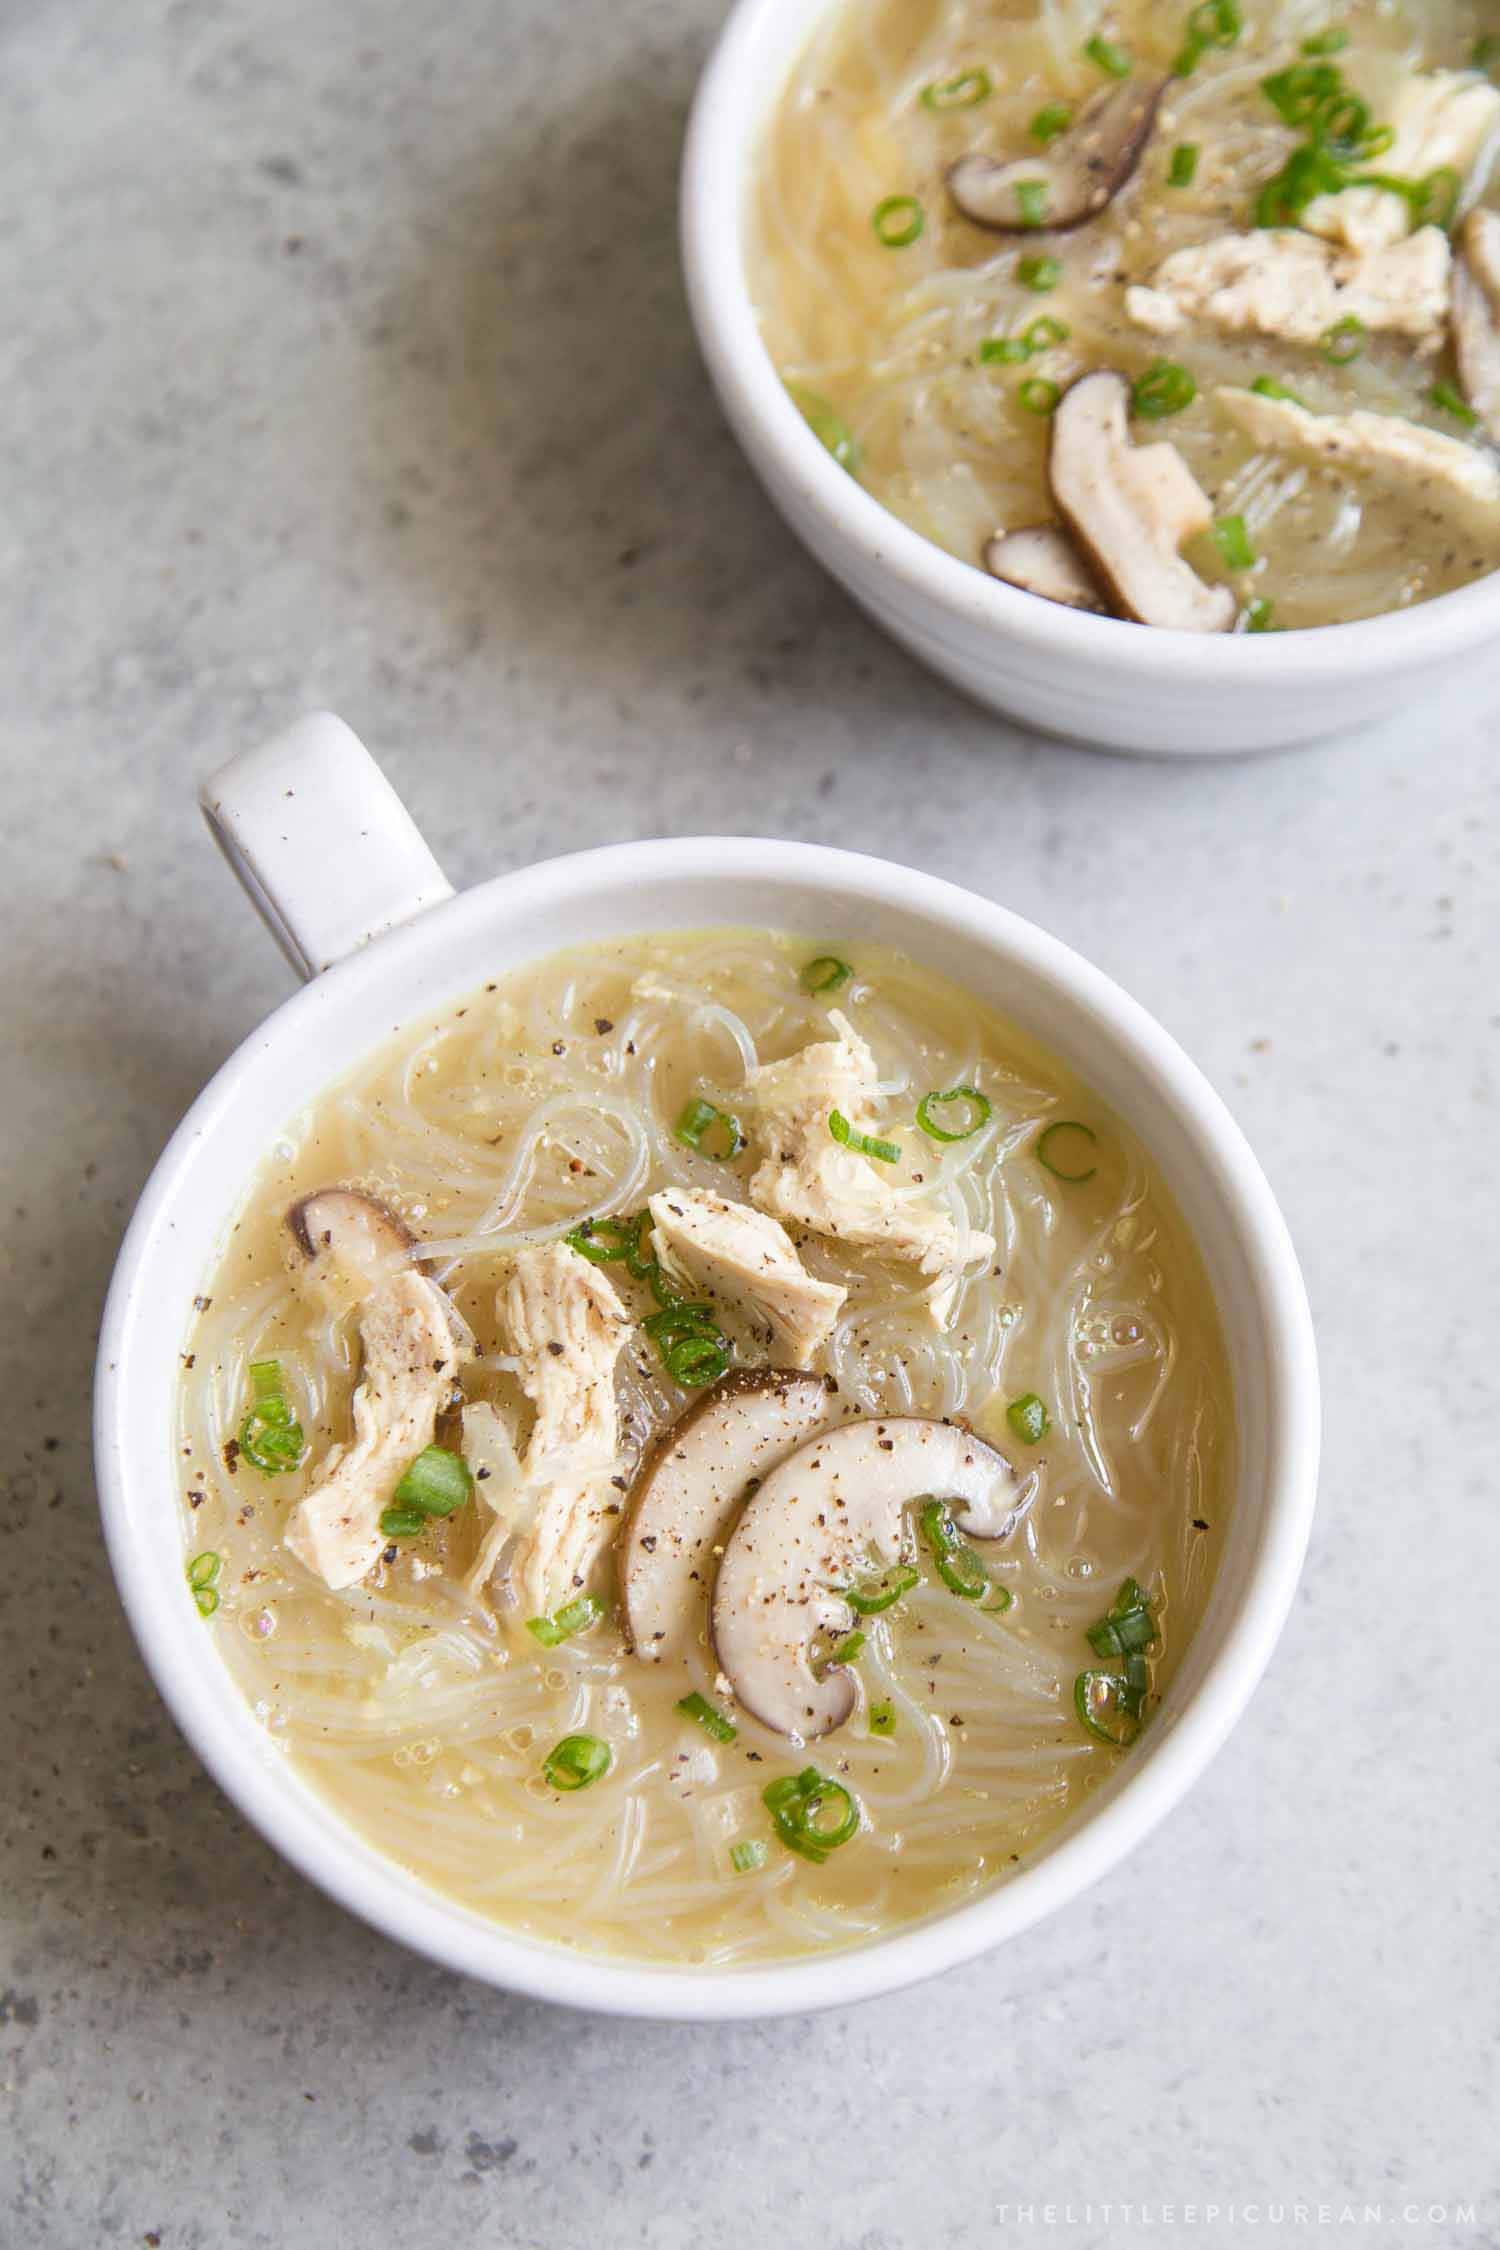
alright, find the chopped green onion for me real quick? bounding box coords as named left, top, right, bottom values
left=542, top=1733, right=612, bottom=1791
left=393, top=1444, right=473, bottom=1519
left=1019, top=376, right=1061, bottom=416
left=1029, top=102, right=1074, bottom=144
left=1213, top=513, right=1257, bottom=571
left=828, top=1109, right=901, bottom=1164
left=763, top=1766, right=861, bottom=1863
left=1023, top=315, right=1070, bottom=351
left=983, top=1584, right=1015, bottom=1614
left=826, top=1630, right=866, bottom=1667
left=1173, top=0, right=1241, bottom=76
left=1301, top=27, right=1348, bottom=54
left=845, top=1563, right=919, bottom=1614
left=917, top=1086, right=993, bottom=1142
left=1430, top=379, right=1479, bottom=429
left=1321, top=314, right=1366, bottom=365
left=921, top=66, right=993, bottom=110
left=800, top=953, right=853, bottom=994
left=785, top=384, right=861, bottom=476
left=1083, top=34, right=1132, bottom=79
left=1260, top=61, right=1342, bottom=126
left=1255, top=142, right=1347, bottom=228
left=868, top=1701, right=897, bottom=1737
left=187, top=1550, right=222, bottom=1618
left=1476, top=36, right=1500, bottom=75
left=1014, top=179, right=1050, bottom=229
left=526, top=1594, right=603, bottom=1647
left=1244, top=596, right=1280, bottom=633
left=872, top=194, right=925, bottom=248
left=1006, top=1392, right=1051, bottom=1444
left=918, top=1497, right=988, bottom=1600
left=566, top=1211, right=654, bottom=1277
left=237, top=1359, right=307, bottom=1476
left=677, top=1691, right=739, bottom=1743
left=1168, top=143, right=1200, bottom=186
left=730, top=1838, right=768, bottom=1874
left=1131, top=361, right=1196, bottom=419
left=665, top=1331, right=731, bottom=1388
left=674, top=1096, right=746, bottom=1162
left=1035, top=1118, right=1098, bottom=1182
left=378, top=1504, right=428, bottom=1539
left=980, top=335, right=1032, bottom=365
left=1075, top=1667, right=1144, bottom=1745
left=1086, top=1576, right=1159, bottom=1659
left=642, top=1300, right=717, bottom=1344
left=1250, top=374, right=1305, bottom=405
left=1018, top=253, right=1062, bottom=292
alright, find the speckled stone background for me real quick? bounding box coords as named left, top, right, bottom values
left=3, top=1, right=1498, bottom=2245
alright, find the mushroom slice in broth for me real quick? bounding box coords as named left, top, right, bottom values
left=621, top=1369, right=838, bottom=1661
left=713, top=1417, right=1027, bottom=1739
left=1049, top=373, right=1235, bottom=634
left=984, top=524, right=1109, bottom=612
left=947, top=77, right=1166, bottom=235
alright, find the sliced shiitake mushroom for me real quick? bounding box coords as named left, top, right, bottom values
left=984, top=524, right=1109, bottom=611
left=712, top=1417, right=1030, bottom=1739
left=948, top=77, right=1166, bottom=235
left=620, top=1369, right=837, bottom=1662
left=1453, top=209, right=1500, bottom=443
left=1049, top=371, right=1236, bottom=633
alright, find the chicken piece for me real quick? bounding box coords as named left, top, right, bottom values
left=1126, top=227, right=1451, bottom=351
left=744, top=1013, right=994, bottom=1324
left=283, top=1190, right=471, bottom=1591
left=1216, top=383, right=1500, bottom=509
left=1305, top=73, right=1500, bottom=253
left=496, top=1241, right=631, bottom=1618
left=647, top=1188, right=847, bottom=1369
left=1453, top=209, right=1500, bottom=442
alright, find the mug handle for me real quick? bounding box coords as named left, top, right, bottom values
left=199, top=712, right=454, bottom=981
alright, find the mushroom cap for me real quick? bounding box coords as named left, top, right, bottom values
left=620, top=1368, right=838, bottom=1661
left=287, top=1187, right=419, bottom=1301
left=948, top=77, right=1166, bottom=235
left=1049, top=372, right=1236, bottom=633
left=712, top=1416, right=1028, bottom=1739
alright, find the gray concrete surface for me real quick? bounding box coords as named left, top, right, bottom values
left=3, top=2, right=1498, bottom=2245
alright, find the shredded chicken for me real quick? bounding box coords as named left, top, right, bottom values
left=647, top=1187, right=847, bottom=1368
left=284, top=1197, right=471, bottom=1590
left=1454, top=209, right=1500, bottom=442
left=1127, top=227, right=1451, bottom=351
left=1305, top=72, right=1500, bottom=252
left=1216, top=384, right=1500, bottom=509
left=483, top=1241, right=630, bottom=1618
left=744, top=1012, right=994, bottom=1324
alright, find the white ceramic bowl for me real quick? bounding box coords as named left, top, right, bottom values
left=680, top=0, right=1500, bottom=755
left=95, top=713, right=1319, bottom=2018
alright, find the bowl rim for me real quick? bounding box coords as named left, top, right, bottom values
left=94, top=836, right=1320, bottom=2020
left=679, top=0, right=1500, bottom=681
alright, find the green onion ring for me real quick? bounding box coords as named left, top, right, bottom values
left=828, top=1109, right=901, bottom=1163
left=542, top=1733, right=613, bottom=1791
left=1036, top=1119, right=1098, bottom=1182
left=916, top=1085, right=992, bottom=1142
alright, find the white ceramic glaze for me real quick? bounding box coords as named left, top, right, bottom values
left=679, top=0, right=1500, bottom=755
left=94, top=716, right=1320, bottom=2017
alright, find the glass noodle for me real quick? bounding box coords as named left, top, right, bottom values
left=177, top=931, right=1232, bottom=1965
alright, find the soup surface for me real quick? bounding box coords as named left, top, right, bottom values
left=177, top=931, right=1232, bottom=1966
left=752, top=0, right=1500, bottom=630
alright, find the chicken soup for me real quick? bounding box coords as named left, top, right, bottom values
left=177, top=932, right=1232, bottom=1965
left=752, top=0, right=1500, bottom=630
